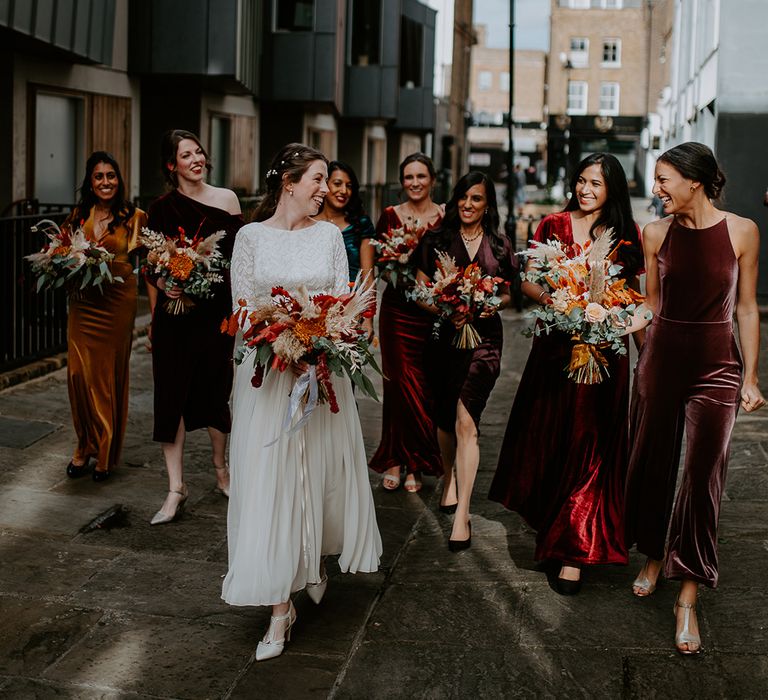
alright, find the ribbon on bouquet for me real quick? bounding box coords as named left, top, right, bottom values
left=264, top=365, right=320, bottom=446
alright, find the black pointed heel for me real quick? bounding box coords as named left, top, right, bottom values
left=439, top=503, right=458, bottom=515
left=448, top=521, right=471, bottom=552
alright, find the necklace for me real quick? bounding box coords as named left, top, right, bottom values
left=323, top=213, right=347, bottom=228
left=460, top=225, right=483, bottom=243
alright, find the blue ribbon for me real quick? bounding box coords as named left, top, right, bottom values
left=265, top=365, right=319, bottom=446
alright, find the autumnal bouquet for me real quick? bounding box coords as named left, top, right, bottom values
left=409, top=251, right=504, bottom=350
left=25, top=219, right=123, bottom=295
left=521, top=229, right=649, bottom=384
left=139, top=226, right=228, bottom=314
left=372, top=221, right=425, bottom=286
left=222, top=280, right=381, bottom=436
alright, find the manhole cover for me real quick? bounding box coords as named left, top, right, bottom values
left=0, top=415, right=60, bottom=449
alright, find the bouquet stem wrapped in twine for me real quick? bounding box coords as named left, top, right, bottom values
left=567, top=340, right=610, bottom=384
left=164, top=294, right=196, bottom=315
left=454, top=322, right=482, bottom=350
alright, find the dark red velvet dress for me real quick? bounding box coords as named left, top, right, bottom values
left=489, top=212, right=631, bottom=565
left=625, top=217, right=742, bottom=587
left=368, top=207, right=443, bottom=476
left=416, top=231, right=518, bottom=432
left=147, top=190, right=242, bottom=443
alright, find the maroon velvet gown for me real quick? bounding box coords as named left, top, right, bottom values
left=368, top=207, right=443, bottom=476
left=625, top=217, right=742, bottom=587
left=416, top=230, right=518, bottom=432
left=489, top=212, right=631, bottom=565
left=147, top=190, right=242, bottom=443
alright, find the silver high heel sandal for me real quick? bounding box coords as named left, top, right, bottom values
left=632, top=558, right=661, bottom=597
left=213, top=464, right=230, bottom=498
left=673, top=599, right=702, bottom=655
left=150, top=484, right=188, bottom=526
left=256, top=601, right=297, bottom=662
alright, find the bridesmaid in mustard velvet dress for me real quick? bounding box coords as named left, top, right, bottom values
left=489, top=154, right=643, bottom=594
left=64, top=151, right=147, bottom=482
left=369, top=153, right=443, bottom=493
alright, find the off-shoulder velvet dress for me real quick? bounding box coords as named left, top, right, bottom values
left=147, top=190, right=242, bottom=443
left=489, top=212, right=638, bottom=566
left=416, top=230, right=518, bottom=433
left=67, top=206, right=147, bottom=471
left=368, top=207, right=443, bottom=476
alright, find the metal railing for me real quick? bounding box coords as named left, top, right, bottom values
left=1, top=212, right=71, bottom=372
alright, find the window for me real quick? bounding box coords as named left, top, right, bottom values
left=499, top=71, right=510, bottom=92
left=351, top=0, right=380, bottom=65
left=602, top=38, right=621, bottom=65
left=599, top=82, right=620, bottom=115
left=567, top=81, right=588, bottom=115
left=478, top=71, right=493, bottom=91
left=274, top=0, right=314, bottom=31
left=569, top=37, right=589, bottom=67
left=209, top=116, right=231, bottom=187
left=601, top=0, right=623, bottom=8
left=400, top=16, right=423, bottom=87
left=569, top=0, right=590, bottom=8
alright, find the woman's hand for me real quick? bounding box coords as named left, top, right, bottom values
left=741, top=381, right=766, bottom=412
left=157, top=277, right=183, bottom=299
left=362, top=317, right=375, bottom=343
left=290, top=360, right=310, bottom=378
left=450, top=310, right=470, bottom=329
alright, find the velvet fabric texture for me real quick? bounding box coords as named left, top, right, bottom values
left=489, top=212, right=631, bottom=565
left=67, top=206, right=147, bottom=470
left=625, top=217, right=742, bottom=587
left=416, top=229, right=518, bottom=432
left=147, top=190, right=242, bottom=443
left=368, top=207, right=442, bottom=476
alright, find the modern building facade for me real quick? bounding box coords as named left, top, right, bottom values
left=547, top=0, right=650, bottom=193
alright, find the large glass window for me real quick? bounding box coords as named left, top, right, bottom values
left=274, top=0, right=314, bottom=31
left=400, top=16, right=423, bottom=87
left=351, top=0, right=380, bottom=65
left=567, top=81, right=588, bottom=115
left=209, top=116, right=231, bottom=187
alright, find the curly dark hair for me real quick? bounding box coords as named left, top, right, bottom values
left=429, top=171, right=507, bottom=262
left=72, top=151, right=135, bottom=233
left=564, top=152, right=643, bottom=277
left=253, top=143, right=328, bottom=221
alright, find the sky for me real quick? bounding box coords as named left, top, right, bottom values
left=474, top=0, right=551, bottom=51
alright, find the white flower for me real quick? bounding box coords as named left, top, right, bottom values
left=550, top=288, right=571, bottom=313
left=584, top=302, right=608, bottom=323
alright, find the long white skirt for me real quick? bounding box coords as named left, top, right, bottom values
left=222, top=361, right=382, bottom=607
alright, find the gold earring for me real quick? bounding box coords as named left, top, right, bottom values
left=690, top=185, right=696, bottom=192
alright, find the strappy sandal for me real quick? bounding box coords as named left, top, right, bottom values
left=381, top=471, right=401, bottom=491
left=404, top=473, right=422, bottom=493
left=673, top=599, right=702, bottom=655
left=632, top=558, right=662, bottom=597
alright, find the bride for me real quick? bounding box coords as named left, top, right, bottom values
left=221, top=143, right=382, bottom=661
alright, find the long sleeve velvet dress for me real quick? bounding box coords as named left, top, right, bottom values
left=147, top=190, right=242, bottom=443
left=489, top=212, right=637, bottom=566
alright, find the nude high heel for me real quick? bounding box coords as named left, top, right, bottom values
left=673, top=599, right=702, bottom=655
left=256, top=601, right=297, bottom=661
left=150, top=484, right=188, bottom=526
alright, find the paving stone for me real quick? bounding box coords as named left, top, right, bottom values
left=0, top=532, right=121, bottom=599
left=724, top=465, right=768, bottom=501
left=43, top=611, right=256, bottom=699
left=703, top=587, right=768, bottom=653
left=0, top=598, right=103, bottom=677
left=0, top=676, right=154, bottom=699
left=0, top=415, right=60, bottom=448
left=335, top=643, right=624, bottom=699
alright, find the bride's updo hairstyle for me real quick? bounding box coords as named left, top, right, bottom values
left=254, top=142, right=328, bottom=221
left=657, top=142, right=726, bottom=201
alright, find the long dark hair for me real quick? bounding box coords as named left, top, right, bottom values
left=430, top=171, right=506, bottom=262
left=253, top=143, right=328, bottom=222
left=73, top=151, right=135, bottom=232
left=564, top=152, right=642, bottom=277
left=326, top=160, right=370, bottom=233
left=160, top=129, right=212, bottom=188
left=657, top=141, right=726, bottom=200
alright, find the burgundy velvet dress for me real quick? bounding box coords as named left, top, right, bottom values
left=147, top=190, right=242, bottom=443
left=368, top=207, right=443, bottom=476
left=489, top=212, right=632, bottom=565
left=416, top=230, right=518, bottom=432
left=625, top=217, right=742, bottom=587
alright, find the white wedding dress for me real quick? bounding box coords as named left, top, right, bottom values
left=222, top=220, right=382, bottom=607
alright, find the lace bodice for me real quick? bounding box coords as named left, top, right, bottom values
left=231, top=221, right=350, bottom=314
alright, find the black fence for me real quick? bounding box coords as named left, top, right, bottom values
left=1, top=212, right=70, bottom=373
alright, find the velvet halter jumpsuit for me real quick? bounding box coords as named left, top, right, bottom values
left=624, top=216, right=742, bottom=587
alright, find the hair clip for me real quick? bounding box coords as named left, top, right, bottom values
left=266, top=169, right=278, bottom=178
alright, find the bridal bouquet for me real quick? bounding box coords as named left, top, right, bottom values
left=26, top=219, right=123, bottom=294
left=372, top=221, right=425, bottom=286
left=222, top=280, right=381, bottom=428
left=521, top=230, right=648, bottom=384
left=139, top=226, right=228, bottom=314
left=409, top=251, right=504, bottom=350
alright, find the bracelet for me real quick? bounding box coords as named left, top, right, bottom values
left=537, top=290, right=548, bottom=302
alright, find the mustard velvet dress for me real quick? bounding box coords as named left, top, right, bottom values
left=67, top=206, right=147, bottom=471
